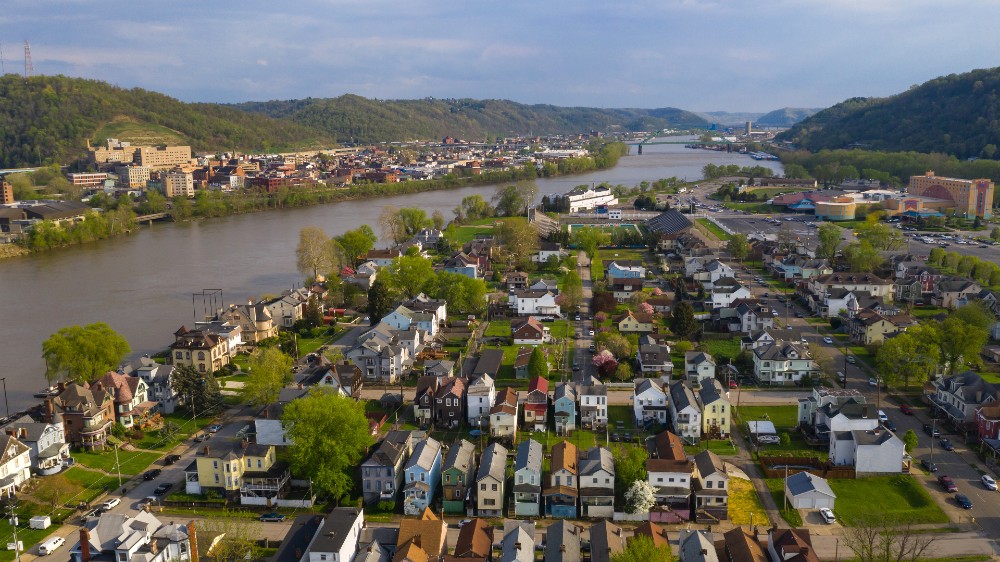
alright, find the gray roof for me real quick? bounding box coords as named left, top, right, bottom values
left=647, top=209, right=693, bottom=234
left=554, top=382, right=577, bottom=403
left=544, top=520, right=582, bottom=562
left=477, top=442, right=508, bottom=482
left=310, top=508, right=363, bottom=553
left=404, top=437, right=442, bottom=472
left=589, top=520, right=624, bottom=562
left=442, top=439, right=476, bottom=475
left=679, top=530, right=719, bottom=562
left=500, top=526, right=535, bottom=562
left=686, top=351, right=715, bottom=366
left=515, top=439, right=543, bottom=473
left=698, top=379, right=724, bottom=406
left=785, top=471, right=836, bottom=499
left=473, top=349, right=504, bottom=377
left=693, top=450, right=726, bottom=479
left=579, top=446, right=614, bottom=477
left=669, top=381, right=697, bottom=412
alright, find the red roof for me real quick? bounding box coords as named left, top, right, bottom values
left=529, top=376, right=549, bottom=395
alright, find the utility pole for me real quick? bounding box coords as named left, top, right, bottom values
left=114, top=443, right=122, bottom=488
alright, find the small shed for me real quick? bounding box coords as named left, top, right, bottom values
left=747, top=420, right=778, bottom=444
left=784, top=471, right=836, bottom=510
left=29, top=516, right=50, bottom=530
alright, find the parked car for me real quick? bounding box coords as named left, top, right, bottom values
left=823, top=337, right=834, bottom=344
left=142, top=469, right=162, bottom=481
left=259, top=512, right=286, bottom=522
left=923, top=423, right=940, bottom=437
left=153, top=483, right=173, bottom=496
left=728, top=379, right=739, bottom=389
left=920, top=459, right=938, bottom=473
left=819, top=507, right=836, bottom=524
left=955, top=494, right=973, bottom=509
left=982, top=474, right=997, bottom=491
left=588, top=329, right=595, bottom=336
left=878, top=410, right=888, bottom=422
left=868, top=377, right=878, bottom=387
left=164, top=454, right=182, bottom=465
left=937, top=475, right=957, bottom=493
left=899, top=404, right=914, bottom=415
left=101, top=497, right=121, bottom=510
left=939, top=438, right=954, bottom=451
left=208, top=424, right=223, bottom=433
left=846, top=355, right=856, bottom=364
left=882, top=419, right=897, bottom=432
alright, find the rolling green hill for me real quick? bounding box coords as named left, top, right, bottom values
left=0, top=75, right=334, bottom=169
left=755, top=107, right=821, bottom=127
left=232, top=95, right=709, bottom=143
left=777, top=67, right=1000, bottom=159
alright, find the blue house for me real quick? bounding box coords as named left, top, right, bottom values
left=402, top=437, right=443, bottom=514
left=544, top=440, right=578, bottom=518
left=443, top=252, right=480, bottom=279
left=605, top=260, right=646, bottom=279
left=513, top=439, right=543, bottom=517
left=553, top=383, right=577, bottom=435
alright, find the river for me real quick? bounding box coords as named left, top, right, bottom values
left=0, top=136, right=781, bottom=411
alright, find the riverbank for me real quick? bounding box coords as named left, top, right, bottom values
left=2, top=142, right=629, bottom=260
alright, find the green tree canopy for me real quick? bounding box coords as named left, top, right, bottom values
left=335, top=225, right=378, bottom=267
left=385, top=254, right=436, bottom=298
left=816, top=223, right=841, bottom=262
left=494, top=217, right=540, bottom=266
left=425, top=271, right=487, bottom=314
left=282, top=389, right=374, bottom=500
left=367, top=277, right=395, bottom=322
left=245, top=347, right=294, bottom=406
left=725, top=233, right=749, bottom=261
left=670, top=301, right=698, bottom=339
left=42, top=322, right=131, bottom=383
left=842, top=241, right=884, bottom=272
left=296, top=226, right=342, bottom=280
left=528, top=347, right=549, bottom=380
left=172, top=365, right=224, bottom=416
left=611, top=535, right=673, bottom=562
left=571, top=226, right=610, bottom=258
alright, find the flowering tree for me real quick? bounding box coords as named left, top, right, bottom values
left=595, top=311, right=608, bottom=323
left=639, top=302, right=654, bottom=315
left=624, top=480, right=656, bottom=514
left=651, top=287, right=663, bottom=296
left=592, top=349, right=615, bottom=368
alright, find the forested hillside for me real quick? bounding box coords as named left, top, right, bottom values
left=232, top=95, right=708, bottom=143
left=755, top=107, right=821, bottom=127
left=778, top=67, right=1000, bottom=159
left=0, top=75, right=334, bottom=169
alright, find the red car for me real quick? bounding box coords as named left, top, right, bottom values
left=899, top=404, right=914, bottom=415
left=938, top=475, right=958, bottom=493
left=728, top=380, right=739, bottom=389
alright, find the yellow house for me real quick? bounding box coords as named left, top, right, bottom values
left=613, top=310, right=655, bottom=334
left=697, top=379, right=730, bottom=439
left=169, top=326, right=230, bottom=374
left=189, top=442, right=289, bottom=504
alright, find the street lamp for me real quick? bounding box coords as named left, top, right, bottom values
left=0, top=378, right=9, bottom=419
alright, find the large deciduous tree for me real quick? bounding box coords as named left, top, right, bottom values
left=842, top=241, right=883, bottom=272
left=245, top=347, right=294, bottom=406
left=296, top=226, right=341, bottom=280
left=561, top=271, right=584, bottom=310
left=366, top=277, right=395, bottom=322
left=42, top=322, right=131, bottom=383
left=726, top=233, right=749, bottom=261
left=611, top=534, right=673, bottom=562
left=282, top=389, right=373, bottom=500
left=335, top=225, right=378, bottom=266
left=385, top=254, right=436, bottom=298
left=936, top=315, right=988, bottom=374
left=494, top=217, right=540, bottom=267
left=816, top=223, right=841, bottom=262
left=172, top=365, right=224, bottom=415
left=425, top=271, right=487, bottom=314
left=571, top=226, right=610, bottom=259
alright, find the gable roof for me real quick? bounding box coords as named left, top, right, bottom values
left=588, top=520, right=625, bottom=562
left=514, top=439, right=543, bottom=473
left=785, top=471, right=836, bottom=499
left=722, top=527, right=768, bottom=562
left=477, top=442, right=508, bottom=482
left=453, top=519, right=492, bottom=558
left=442, top=439, right=476, bottom=475
left=404, top=437, right=442, bottom=472
left=551, top=441, right=578, bottom=475
left=544, top=520, right=582, bottom=562
left=693, top=450, right=727, bottom=479
left=579, top=446, right=614, bottom=477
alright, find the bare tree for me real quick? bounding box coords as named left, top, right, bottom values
left=841, top=513, right=935, bottom=562
left=296, top=226, right=338, bottom=280
left=378, top=205, right=407, bottom=245
left=202, top=517, right=264, bottom=562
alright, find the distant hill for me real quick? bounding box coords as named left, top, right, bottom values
left=755, top=107, right=822, bottom=127
left=777, top=67, right=1000, bottom=158
left=694, top=111, right=764, bottom=126
left=232, top=95, right=709, bottom=144
left=0, top=75, right=334, bottom=169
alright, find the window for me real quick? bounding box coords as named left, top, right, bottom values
left=445, top=474, right=450, bottom=483
left=420, top=473, right=425, bottom=482
left=492, top=484, right=498, bottom=491
left=518, top=475, right=523, bottom=484
left=214, top=474, right=220, bottom=483
left=706, top=481, right=712, bottom=489
left=555, top=476, right=561, bottom=486
left=213, top=461, right=219, bottom=469
left=657, top=477, right=663, bottom=483
left=481, top=484, right=487, bottom=491
left=455, top=489, right=461, bottom=498
left=258, top=459, right=262, bottom=468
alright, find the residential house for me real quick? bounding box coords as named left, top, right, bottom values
left=397, top=507, right=448, bottom=560
left=403, top=437, right=444, bottom=514
left=264, top=294, right=304, bottom=328
left=719, top=527, right=768, bottom=562
left=132, top=358, right=179, bottom=413
left=734, top=300, right=775, bottom=333
left=589, top=521, right=625, bottom=562
left=360, top=431, right=414, bottom=504
left=684, top=256, right=712, bottom=278
left=0, top=433, right=31, bottom=498
left=578, top=382, right=608, bottom=429
left=633, top=378, right=668, bottom=426
left=442, top=440, right=476, bottom=515
left=450, top=518, right=493, bottom=560
left=931, top=371, right=998, bottom=430
left=511, top=317, right=547, bottom=345
left=609, top=278, right=643, bottom=303
left=647, top=295, right=674, bottom=314
left=366, top=248, right=401, bottom=267
left=188, top=443, right=291, bottom=505
left=669, top=381, right=702, bottom=443
left=544, top=440, right=579, bottom=518
left=490, top=387, right=519, bottom=440
left=413, top=228, right=444, bottom=246
left=443, top=252, right=481, bottom=278
left=414, top=376, right=440, bottom=427
left=797, top=387, right=868, bottom=429
left=470, top=349, right=504, bottom=380
left=933, top=278, right=982, bottom=309
left=534, top=241, right=565, bottom=263
left=424, top=359, right=455, bottom=378
left=513, top=347, right=535, bottom=380
left=510, top=290, right=560, bottom=316
left=253, top=388, right=309, bottom=447
left=678, top=530, right=718, bottom=562
left=693, top=260, right=735, bottom=289
left=847, top=309, right=916, bottom=345
left=637, top=344, right=673, bottom=374
left=767, top=529, right=820, bottom=562
left=784, top=472, right=835, bottom=510
left=513, top=439, right=543, bottom=516
left=633, top=521, right=670, bottom=549
left=753, top=341, right=818, bottom=386
left=467, top=374, right=497, bottom=425
left=169, top=326, right=230, bottom=373
left=476, top=442, right=508, bottom=517
left=47, top=383, right=115, bottom=451
left=645, top=431, right=692, bottom=515
left=606, top=260, right=646, bottom=279
left=523, top=377, right=549, bottom=432
left=382, top=305, right=439, bottom=336
left=403, top=293, right=448, bottom=327
left=691, top=450, right=728, bottom=518
left=553, top=383, right=577, bottom=436
left=710, top=283, right=752, bottom=309
left=345, top=325, right=411, bottom=384
left=830, top=428, right=905, bottom=474
left=498, top=525, right=534, bottom=562
left=529, top=278, right=559, bottom=294
left=806, top=272, right=893, bottom=304
left=434, top=377, right=466, bottom=429
left=94, top=371, right=152, bottom=428
left=812, top=399, right=878, bottom=444
left=219, top=302, right=277, bottom=344
left=698, top=379, right=730, bottom=439
left=684, top=352, right=717, bottom=385
left=2, top=416, right=69, bottom=476
left=70, top=511, right=193, bottom=562
left=505, top=271, right=529, bottom=291
left=543, top=520, right=582, bottom=562
left=773, top=256, right=832, bottom=281
left=741, top=329, right=776, bottom=352
left=614, top=310, right=655, bottom=333
left=309, top=363, right=363, bottom=398
left=579, top=447, right=615, bottom=518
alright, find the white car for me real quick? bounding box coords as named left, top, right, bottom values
left=823, top=337, right=834, bottom=344
left=868, top=377, right=878, bottom=387
left=983, top=475, right=998, bottom=491
left=819, top=507, right=836, bottom=524
left=878, top=410, right=888, bottom=422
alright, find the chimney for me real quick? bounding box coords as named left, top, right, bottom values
left=18, top=427, right=26, bottom=439
left=150, top=537, right=159, bottom=555
left=187, top=521, right=198, bottom=562
left=262, top=406, right=269, bottom=419
left=560, top=544, right=566, bottom=552
left=701, top=550, right=708, bottom=555
left=45, top=398, right=54, bottom=421
left=57, top=381, right=67, bottom=392
left=203, top=446, right=210, bottom=455
left=514, top=542, right=522, bottom=551
left=79, top=528, right=91, bottom=562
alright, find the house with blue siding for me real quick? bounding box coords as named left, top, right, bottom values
left=544, top=440, right=578, bottom=518
left=381, top=305, right=439, bottom=336
left=553, top=383, right=577, bottom=435
left=513, top=439, right=543, bottom=517
left=606, top=260, right=646, bottom=279
left=403, top=437, right=443, bottom=514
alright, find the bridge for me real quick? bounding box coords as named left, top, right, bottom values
left=632, top=133, right=740, bottom=146
left=136, top=212, right=169, bottom=223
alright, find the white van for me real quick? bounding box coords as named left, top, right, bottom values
left=837, top=371, right=846, bottom=383
left=102, top=497, right=121, bottom=510
left=38, top=536, right=65, bottom=556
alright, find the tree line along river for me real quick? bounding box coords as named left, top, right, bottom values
left=0, top=136, right=782, bottom=411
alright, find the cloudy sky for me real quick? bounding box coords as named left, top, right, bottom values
left=4, top=0, right=999, bottom=112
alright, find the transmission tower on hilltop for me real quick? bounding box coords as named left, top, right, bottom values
left=23, top=40, right=33, bottom=78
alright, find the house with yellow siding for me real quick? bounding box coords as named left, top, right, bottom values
left=697, top=379, right=731, bottom=439
left=613, top=310, right=655, bottom=334
left=169, top=326, right=230, bottom=374
left=186, top=442, right=291, bottom=505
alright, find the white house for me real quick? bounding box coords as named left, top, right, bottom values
left=684, top=352, right=716, bottom=385
left=606, top=260, right=646, bottom=279
left=710, top=284, right=752, bottom=308
left=633, top=379, right=668, bottom=425
left=668, top=381, right=702, bottom=443
left=830, top=428, right=905, bottom=474
left=467, top=374, right=497, bottom=425
left=693, top=260, right=734, bottom=289
left=578, top=383, right=608, bottom=429
left=784, top=472, right=836, bottom=510
left=511, top=290, right=560, bottom=316
left=533, top=241, right=565, bottom=263
left=579, top=447, right=615, bottom=518
left=0, top=433, right=32, bottom=498
left=752, top=341, right=818, bottom=385
left=381, top=305, right=438, bottom=336
left=565, top=185, right=618, bottom=212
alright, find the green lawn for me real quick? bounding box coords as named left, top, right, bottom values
left=0, top=523, right=60, bottom=562
left=829, top=475, right=948, bottom=526
left=131, top=410, right=202, bottom=450
left=608, top=405, right=635, bottom=429
left=61, top=466, right=120, bottom=503
left=728, top=477, right=768, bottom=526
left=910, top=306, right=948, bottom=319
left=685, top=439, right=739, bottom=456
left=765, top=478, right=803, bottom=527
left=701, top=339, right=742, bottom=362
left=696, top=218, right=732, bottom=241
left=484, top=319, right=511, bottom=338
left=73, top=449, right=162, bottom=477
left=735, top=406, right=799, bottom=428
left=721, top=202, right=774, bottom=214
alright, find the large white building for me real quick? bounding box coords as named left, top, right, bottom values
left=565, top=185, right=618, bottom=212
left=164, top=171, right=195, bottom=198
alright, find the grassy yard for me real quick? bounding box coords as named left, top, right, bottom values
left=765, top=478, right=803, bottom=527
left=696, top=218, right=732, bottom=241
left=735, top=406, right=799, bottom=428
left=828, top=475, right=948, bottom=526
left=701, top=339, right=742, bottom=363
left=685, top=439, right=739, bottom=456
left=728, top=477, right=768, bottom=526
left=73, top=449, right=162, bottom=477
left=484, top=319, right=511, bottom=338
left=61, top=466, right=120, bottom=503
left=449, top=225, right=496, bottom=245
left=910, top=306, right=948, bottom=319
